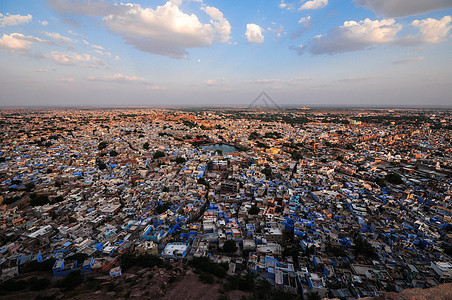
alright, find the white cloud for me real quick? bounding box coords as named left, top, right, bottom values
left=146, top=85, right=167, bottom=90
left=292, top=16, right=311, bottom=39
left=308, top=18, right=402, bottom=55
left=0, top=13, right=32, bottom=27
left=48, top=0, right=231, bottom=59
left=94, top=49, right=112, bottom=57
left=245, top=24, right=264, bottom=44
left=0, top=33, right=47, bottom=52
left=205, top=79, right=217, bottom=86
left=50, top=51, right=107, bottom=67
left=60, top=77, right=75, bottom=82
left=246, top=77, right=312, bottom=85
left=279, top=1, right=296, bottom=10
left=91, top=44, right=104, bottom=50
left=103, top=2, right=230, bottom=58
left=41, top=31, right=74, bottom=44
left=338, top=76, right=374, bottom=83
left=88, top=73, right=146, bottom=83
left=201, top=6, right=231, bottom=43
left=354, top=0, right=452, bottom=18
left=393, top=56, right=424, bottom=65
left=39, top=20, right=48, bottom=26
left=299, top=16, right=311, bottom=24
left=300, top=0, right=328, bottom=10
left=289, top=44, right=304, bottom=55
left=412, top=16, right=451, bottom=43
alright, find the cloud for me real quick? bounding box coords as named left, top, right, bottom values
left=94, top=49, right=112, bottom=57
left=0, top=13, right=32, bottom=27
left=146, top=85, right=167, bottom=90
left=60, top=77, right=75, bottom=82
left=87, top=73, right=147, bottom=83
left=41, top=31, right=74, bottom=44
left=245, top=24, right=264, bottom=44
left=48, top=0, right=231, bottom=59
left=393, top=56, right=424, bottom=64
left=46, top=0, right=123, bottom=16
left=354, top=0, right=452, bottom=18
left=412, top=16, right=451, bottom=43
left=246, top=77, right=312, bottom=86
left=201, top=6, right=231, bottom=43
left=338, top=76, right=374, bottom=82
left=299, top=0, right=328, bottom=10
left=292, top=16, right=311, bottom=39
left=91, top=44, right=104, bottom=50
left=0, top=33, right=48, bottom=52
left=289, top=44, right=305, bottom=55
left=279, top=1, right=296, bottom=10
left=104, top=2, right=230, bottom=58
left=50, top=51, right=107, bottom=67
left=39, top=20, right=49, bottom=26
left=307, top=18, right=402, bottom=55
left=205, top=79, right=217, bottom=86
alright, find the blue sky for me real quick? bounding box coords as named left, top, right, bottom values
left=0, top=0, right=451, bottom=107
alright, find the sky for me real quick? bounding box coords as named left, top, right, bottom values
left=0, top=0, right=451, bottom=107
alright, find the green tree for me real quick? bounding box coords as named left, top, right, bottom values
left=261, top=167, right=272, bottom=178
left=248, top=205, right=259, bottom=215
left=154, top=150, right=165, bottom=159
left=374, top=177, right=386, bottom=187
left=385, top=172, right=403, bottom=185
left=223, top=239, right=237, bottom=253
left=97, top=141, right=108, bottom=150
left=353, top=237, right=378, bottom=258
left=143, top=142, right=150, bottom=150
left=175, top=156, right=186, bottom=164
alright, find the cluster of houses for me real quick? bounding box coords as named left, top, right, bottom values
left=0, top=108, right=451, bottom=298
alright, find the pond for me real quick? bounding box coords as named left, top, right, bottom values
left=200, top=144, right=237, bottom=154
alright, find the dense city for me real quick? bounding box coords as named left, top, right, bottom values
left=0, top=108, right=451, bottom=299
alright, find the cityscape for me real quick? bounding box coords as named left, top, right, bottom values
left=1, top=0, right=452, bottom=299
left=0, top=107, right=451, bottom=299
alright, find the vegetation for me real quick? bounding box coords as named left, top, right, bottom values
left=97, top=141, right=108, bottom=150
left=374, top=177, right=387, bottom=187
left=248, top=205, right=260, bottom=215
left=175, top=156, right=186, bottom=164
left=188, top=257, right=228, bottom=278
left=261, top=167, right=272, bottom=178
left=248, top=132, right=260, bottom=140
left=120, top=253, right=170, bottom=270
left=56, top=270, right=84, bottom=290
left=143, top=142, right=150, bottom=150
left=353, top=237, right=378, bottom=258
left=155, top=202, right=171, bottom=214
left=222, top=239, right=237, bottom=253
left=29, top=194, right=50, bottom=206
left=263, top=131, right=282, bottom=139
left=385, top=172, right=403, bottom=185
left=255, top=141, right=269, bottom=148
left=183, top=120, right=197, bottom=128
left=154, top=150, right=165, bottom=159
left=96, top=159, right=107, bottom=170
left=21, top=258, right=56, bottom=274
left=199, top=272, right=214, bottom=284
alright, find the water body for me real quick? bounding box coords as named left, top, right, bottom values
left=201, top=144, right=237, bottom=153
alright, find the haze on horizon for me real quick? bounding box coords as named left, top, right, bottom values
left=0, top=0, right=451, bottom=107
